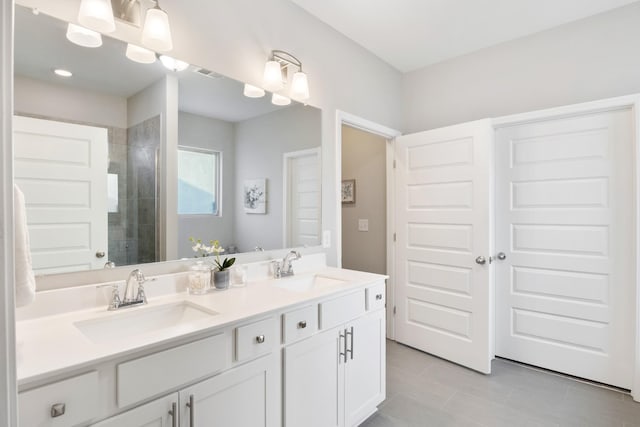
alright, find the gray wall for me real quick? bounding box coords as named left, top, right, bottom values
left=402, top=2, right=640, bottom=132
left=234, top=105, right=321, bottom=252
left=341, top=125, right=387, bottom=275
left=177, top=111, right=235, bottom=258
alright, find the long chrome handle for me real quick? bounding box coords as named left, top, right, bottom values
left=169, top=402, right=178, bottom=427
left=346, top=326, right=354, bottom=360
left=186, top=394, right=195, bottom=427
left=339, top=331, right=346, bottom=363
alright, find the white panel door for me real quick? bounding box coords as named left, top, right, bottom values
left=284, top=148, right=321, bottom=247
left=495, top=109, right=634, bottom=388
left=13, top=116, right=108, bottom=274
left=395, top=119, right=493, bottom=373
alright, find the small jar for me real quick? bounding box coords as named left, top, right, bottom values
left=188, top=261, right=211, bottom=295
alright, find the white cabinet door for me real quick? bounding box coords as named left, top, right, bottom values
left=180, top=354, right=278, bottom=427
left=90, top=393, right=178, bottom=427
left=344, top=309, right=385, bottom=427
left=395, top=120, right=493, bottom=373
left=284, top=325, right=344, bottom=427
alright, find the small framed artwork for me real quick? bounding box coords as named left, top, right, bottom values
left=341, top=179, right=356, bottom=204
left=244, top=178, right=267, bottom=214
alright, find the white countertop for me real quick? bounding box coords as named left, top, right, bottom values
left=16, top=265, right=386, bottom=387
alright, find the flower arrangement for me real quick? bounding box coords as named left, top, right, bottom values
left=189, top=237, right=236, bottom=271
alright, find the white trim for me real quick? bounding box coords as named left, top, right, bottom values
left=1, top=0, right=17, bottom=424
left=492, top=94, right=640, bottom=401
left=282, top=147, right=322, bottom=248
left=335, top=110, right=401, bottom=339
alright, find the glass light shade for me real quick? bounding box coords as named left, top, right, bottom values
left=66, top=23, right=103, bottom=48
left=126, top=44, right=156, bottom=64
left=159, top=55, right=189, bottom=72
left=291, top=71, right=310, bottom=100
left=78, top=0, right=115, bottom=33
left=271, top=93, right=291, bottom=106
left=243, top=84, right=265, bottom=98
left=263, top=60, right=284, bottom=92
left=142, top=7, right=173, bottom=52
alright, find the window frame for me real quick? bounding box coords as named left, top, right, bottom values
left=177, top=145, right=222, bottom=217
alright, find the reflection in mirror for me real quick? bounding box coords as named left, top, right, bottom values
left=13, top=5, right=322, bottom=276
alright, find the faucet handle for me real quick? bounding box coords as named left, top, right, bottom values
left=107, top=284, right=121, bottom=311
left=271, top=260, right=282, bottom=278
left=136, top=284, right=148, bottom=304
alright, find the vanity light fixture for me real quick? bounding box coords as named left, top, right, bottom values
left=141, top=1, right=173, bottom=52
left=126, top=43, right=156, bottom=64
left=243, top=84, right=266, bottom=98
left=159, top=55, right=189, bottom=72
left=271, top=93, right=292, bottom=106
left=262, top=50, right=310, bottom=103
left=77, top=0, right=115, bottom=33
left=53, top=69, right=73, bottom=77
left=66, top=23, right=103, bottom=48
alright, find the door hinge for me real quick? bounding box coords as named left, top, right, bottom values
left=393, top=160, right=396, bottom=169
left=393, top=232, right=396, bottom=242
left=393, top=306, right=396, bottom=315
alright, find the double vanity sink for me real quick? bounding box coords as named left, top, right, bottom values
left=16, top=256, right=386, bottom=427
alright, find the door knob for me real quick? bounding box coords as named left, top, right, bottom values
left=475, top=256, right=487, bottom=265
left=497, top=252, right=507, bottom=261
left=95, top=251, right=106, bottom=258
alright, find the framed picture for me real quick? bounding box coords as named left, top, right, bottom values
left=341, top=179, right=356, bottom=204
left=244, top=178, right=267, bottom=214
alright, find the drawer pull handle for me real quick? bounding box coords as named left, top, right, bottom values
left=169, top=402, right=178, bottom=427
left=297, top=320, right=307, bottom=329
left=50, top=403, right=66, bottom=418
left=256, top=335, right=265, bottom=344
left=375, top=294, right=383, bottom=300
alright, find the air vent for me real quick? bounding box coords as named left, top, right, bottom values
left=193, top=67, right=224, bottom=79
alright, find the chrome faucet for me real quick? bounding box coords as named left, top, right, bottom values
left=273, top=250, right=302, bottom=278
left=107, top=269, right=148, bottom=310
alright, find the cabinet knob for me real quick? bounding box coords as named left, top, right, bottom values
left=256, top=335, right=265, bottom=344
left=375, top=294, right=383, bottom=300
left=297, top=320, right=307, bottom=329
left=50, top=403, right=66, bottom=418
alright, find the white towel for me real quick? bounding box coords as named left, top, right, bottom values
left=14, top=184, right=35, bottom=307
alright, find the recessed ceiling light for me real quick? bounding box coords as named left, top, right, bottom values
left=53, top=69, right=73, bottom=77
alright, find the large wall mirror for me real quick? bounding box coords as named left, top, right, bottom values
left=13, top=5, right=322, bottom=276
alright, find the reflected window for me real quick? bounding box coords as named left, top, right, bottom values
left=178, top=147, right=220, bottom=215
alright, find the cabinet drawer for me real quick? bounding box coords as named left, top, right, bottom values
left=319, top=290, right=365, bottom=330
left=366, top=281, right=386, bottom=311
left=117, top=333, right=227, bottom=408
left=282, top=305, right=317, bottom=344
left=19, top=371, right=99, bottom=427
left=235, top=317, right=277, bottom=362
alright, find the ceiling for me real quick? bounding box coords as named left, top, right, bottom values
left=291, top=0, right=640, bottom=72
left=14, top=6, right=289, bottom=122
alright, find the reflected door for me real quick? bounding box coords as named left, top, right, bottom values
left=13, top=116, right=108, bottom=273
left=284, top=148, right=321, bottom=248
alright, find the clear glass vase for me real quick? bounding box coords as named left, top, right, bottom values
left=188, top=261, right=211, bottom=295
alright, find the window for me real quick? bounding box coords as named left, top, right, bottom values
left=177, top=147, right=220, bottom=215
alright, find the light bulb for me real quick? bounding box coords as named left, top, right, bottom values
left=243, top=84, right=265, bottom=98
left=263, top=60, right=284, bottom=92
left=159, top=55, right=189, bottom=72
left=78, top=0, right=115, bottom=33
left=126, top=44, right=156, bottom=64
left=142, top=6, right=173, bottom=52
left=66, top=23, right=103, bottom=48
left=291, top=71, right=310, bottom=100
left=53, top=69, right=73, bottom=77
left=271, top=93, right=291, bottom=106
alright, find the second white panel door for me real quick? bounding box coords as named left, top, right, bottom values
left=495, top=108, right=634, bottom=388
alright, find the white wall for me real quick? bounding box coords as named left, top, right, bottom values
left=341, top=125, right=387, bottom=275
left=234, top=105, right=321, bottom=252
left=402, top=2, right=640, bottom=132
left=14, top=75, right=127, bottom=128
left=17, top=0, right=403, bottom=266
left=177, top=111, right=235, bottom=258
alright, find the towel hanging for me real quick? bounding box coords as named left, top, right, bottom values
left=14, top=184, right=35, bottom=307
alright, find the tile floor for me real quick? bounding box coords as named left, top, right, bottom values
left=362, top=340, right=640, bottom=427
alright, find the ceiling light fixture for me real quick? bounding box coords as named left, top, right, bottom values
left=159, top=55, right=189, bottom=72
left=243, top=84, right=265, bottom=98
left=126, top=43, right=156, bottom=64
left=53, top=69, right=73, bottom=77
left=142, top=1, right=173, bottom=52
left=77, top=0, right=115, bottom=33
left=66, top=23, right=103, bottom=48
left=262, top=50, right=310, bottom=103
left=271, top=93, right=292, bottom=106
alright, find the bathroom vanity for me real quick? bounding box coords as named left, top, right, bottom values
left=15, top=257, right=386, bottom=427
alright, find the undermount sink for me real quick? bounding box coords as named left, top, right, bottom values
left=271, top=274, right=347, bottom=293
left=74, top=301, right=218, bottom=343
